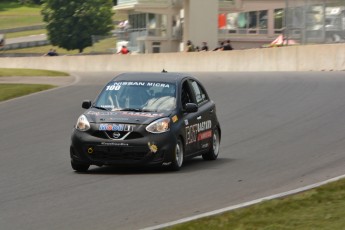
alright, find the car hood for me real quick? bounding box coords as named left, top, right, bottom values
left=85, top=109, right=171, bottom=125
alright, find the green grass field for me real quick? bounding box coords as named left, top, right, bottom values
left=0, top=68, right=68, bottom=101
left=0, top=83, right=55, bottom=101
left=0, top=68, right=69, bottom=77
left=0, top=1, right=43, bottom=29
left=4, top=29, right=46, bottom=39
left=166, top=178, right=345, bottom=230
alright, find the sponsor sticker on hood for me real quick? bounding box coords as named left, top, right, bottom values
left=86, top=109, right=170, bottom=124
left=98, top=124, right=135, bottom=132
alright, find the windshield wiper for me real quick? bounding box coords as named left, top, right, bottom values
left=120, top=108, right=142, bottom=112
left=92, top=106, right=109, bottom=111
left=120, top=108, right=156, bottom=112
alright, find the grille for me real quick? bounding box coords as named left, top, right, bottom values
left=126, top=132, right=144, bottom=139
left=87, top=145, right=149, bottom=162
left=92, top=131, right=143, bottom=140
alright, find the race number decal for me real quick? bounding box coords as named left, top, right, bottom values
left=106, top=85, right=121, bottom=91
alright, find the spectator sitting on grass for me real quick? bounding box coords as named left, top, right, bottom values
left=45, top=49, right=58, bottom=56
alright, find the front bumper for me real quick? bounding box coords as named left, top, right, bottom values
left=70, top=129, right=177, bottom=166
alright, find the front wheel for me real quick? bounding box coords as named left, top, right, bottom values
left=169, top=138, right=184, bottom=171
left=71, top=161, right=90, bottom=172
left=202, top=127, right=220, bottom=161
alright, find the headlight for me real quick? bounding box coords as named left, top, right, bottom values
left=75, top=115, right=90, bottom=131
left=146, top=117, right=170, bottom=133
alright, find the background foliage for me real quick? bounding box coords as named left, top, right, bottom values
left=41, top=0, right=114, bottom=53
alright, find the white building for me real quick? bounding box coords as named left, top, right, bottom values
left=114, top=0, right=342, bottom=53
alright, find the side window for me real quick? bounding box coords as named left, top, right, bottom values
left=181, top=81, right=193, bottom=108
left=190, top=80, right=208, bottom=105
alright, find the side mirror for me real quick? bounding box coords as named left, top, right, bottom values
left=185, top=103, right=198, bottom=113
left=82, top=100, right=92, bottom=109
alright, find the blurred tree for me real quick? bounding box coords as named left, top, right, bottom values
left=42, top=0, right=114, bottom=53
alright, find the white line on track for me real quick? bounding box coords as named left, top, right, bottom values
left=141, top=174, right=345, bottom=230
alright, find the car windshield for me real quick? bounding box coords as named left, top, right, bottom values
left=94, top=81, right=176, bottom=112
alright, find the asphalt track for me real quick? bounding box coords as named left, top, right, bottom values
left=1, top=71, right=345, bottom=230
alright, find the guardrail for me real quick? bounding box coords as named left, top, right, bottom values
left=0, top=40, right=50, bottom=51
left=0, top=25, right=45, bottom=34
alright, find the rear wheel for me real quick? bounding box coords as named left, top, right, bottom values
left=202, top=127, right=220, bottom=161
left=170, top=139, right=184, bottom=171
left=71, top=161, right=90, bottom=172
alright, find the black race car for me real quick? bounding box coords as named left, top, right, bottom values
left=70, top=72, right=221, bottom=172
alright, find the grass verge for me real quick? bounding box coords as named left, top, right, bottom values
left=4, top=29, right=46, bottom=39
left=165, top=178, right=345, bottom=230
left=0, top=1, right=43, bottom=29
left=0, top=68, right=69, bottom=77
left=0, top=83, right=55, bottom=102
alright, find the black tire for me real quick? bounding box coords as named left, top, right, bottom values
left=202, top=127, right=220, bottom=161
left=170, top=138, right=184, bottom=171
left=71, top=161, right=90, bottom=172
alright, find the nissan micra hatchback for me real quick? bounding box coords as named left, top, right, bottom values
left=70, top=72, right=221, bottom=172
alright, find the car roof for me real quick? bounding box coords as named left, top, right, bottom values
left=111, top=72, right=190, bottom=83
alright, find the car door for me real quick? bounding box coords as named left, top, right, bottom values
left=188, top=79, right=214, bottom=152
left=181, top=79, right=200, bottom=155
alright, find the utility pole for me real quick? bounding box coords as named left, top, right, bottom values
left=284, top=0, right=289, bottom=45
